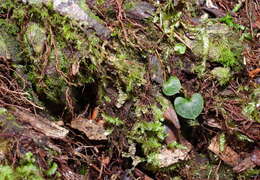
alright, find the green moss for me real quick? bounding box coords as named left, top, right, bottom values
left=25, top=23, right=46, bottom=54
left=0, top=19, right=19, bottom=35
left=0, top=152, right=44, bottom=180
left=0, top=27, right=21, bottom=62
left=214, top=43, right=238, bottom=67
left=0, top=108, right=7, bottom=115
left=96, top=0, right=105, bottom=6
left=242, top=88, right=260, bottom=123
left=123, top=1, right=135, bottom=10
left=78, top=0, right=102, bottom=22
left=129, top=120, right=166, bottom=162
left=237, top=168, right=260, bottom=180
left=102, top=114, right=124, bottom=126
left=109, top=54, right=146, bottom=92
left=167, top=141, right=187, bottom=150
left=211, top=67, right=231, bottom=85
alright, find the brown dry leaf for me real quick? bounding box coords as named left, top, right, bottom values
left=208, top=136, right=240, bottom=166
left=233, top=156, right=256, bottom=173
left=12, top=109, right=69, bottom=139
left=91, top=106, right=99, bottom=120
left=157, top=146, right=191, bottom=167
left=164, top=125, right=178, bottom=145
left=164, top=107, right=180, bottom=129
left=71, top=117, right=108, bottom=140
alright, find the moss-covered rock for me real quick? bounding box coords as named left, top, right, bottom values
left=0, top=27, right=21, bottom=63
left=25, top=23, right=47, bottom=54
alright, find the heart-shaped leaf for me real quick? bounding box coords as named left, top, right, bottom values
left=174, top=93, right=204, bottom=120
left=162, top=76, right=181, bottom=96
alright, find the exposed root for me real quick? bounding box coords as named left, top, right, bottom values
left=0, top=57, right=43, bottom=111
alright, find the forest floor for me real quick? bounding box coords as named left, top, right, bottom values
left=0, top=0, right=259, bottom=179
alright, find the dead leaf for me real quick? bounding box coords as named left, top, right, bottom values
left=91, top=107, right=99, bottom=120
left=12, top=109, right=69, bottom=139
left=208, top=136, right=240, bottom=166
left=164, top=107, right=180, bottom=129
left=71, top=117, right=108, bottom=140
left=164, top=125, right=178, bottom=145
left=233, top=156, right=256, bottom=173
left=157, top=146, right=191, bottom=167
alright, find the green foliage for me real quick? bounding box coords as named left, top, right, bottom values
left=207, top=34, right=242, bottom=68
left=167, top=141, right=188, bottom=150
left=237, top=168, right=260, bottom=180
left=0, top=19, right=19, bottom=35
left=110, top=54, right=146, bottom=92
left=174, top=43, right=186, bottom=55
left=211, top=67, right=231, bottom=85
left=242, top=88, right=260, bottom=123
left=190, top=23, right=243, bottom=70
left=162, top=78, right=179, bottom=95
left=235, top=132, right=254, bottom=143
left=146, top=152, right=160, bottom=167
left=218, top=46, right=237, bottom=67
left=45, top=162, right=58, bottom=177
left=129, top=121, right=166, bottom=157
left=174, top=93, right=204, bottom=120
left=102, top=114, right=124, bottom=126
left=123, top=1, right=135, bottom=10
left=25, top=23, right=46, bottom=54
left=0, top=152, right=44, bottom=180
left=96, top=0, right=105, bottom=6
left=0, top=165, right=15, bottom=180
left=151, top=105, right=165, bottom=122
left=163, top=76, right=182, bottom=96
left=142, top=138, right=162, bottom=155
left=219, top=14, right=245, bottom=30
left=0, top=27, right=21, bottom=62
left=219, top=133, right=226, bottom=152
left=0, top=108, right=7, bottom=115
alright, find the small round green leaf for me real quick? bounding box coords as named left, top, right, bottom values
left=162, top=76, right=181, bottom=96
left=174, top=93, right=204, bottom=120
left=174, top=43, right=186, bottom=55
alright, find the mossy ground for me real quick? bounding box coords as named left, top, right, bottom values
left=0, top=0, right=259, bottom=179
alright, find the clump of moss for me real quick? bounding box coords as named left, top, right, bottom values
left=24, top=23, right=46, bottom=54
left=242, top=88, right=260, bottom=123
left=128, top=96, right=172, bottom=168
left=190, top=23, right=243, bottom=72
left=211, top=67, right=231, bottom=85
left=0, top=26, right=21, bottom=62
left=0, top=152, right=44, bottom=180
left=208, top=34, right=242, bottom=68
left=108, top=53, right=147, bottom=93
left=129, top=121, right=166, bottom=155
